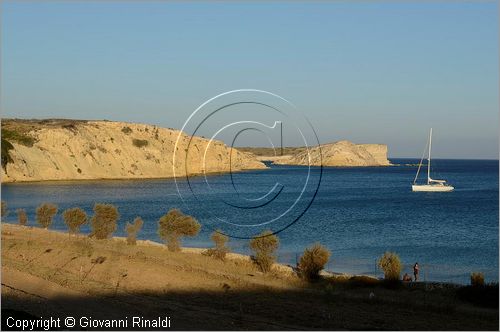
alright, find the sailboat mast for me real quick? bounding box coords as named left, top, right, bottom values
left=427, top=128, right=432, bottom=184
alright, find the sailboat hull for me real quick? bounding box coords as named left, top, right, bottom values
left=412, top=128, right=454, bottom=192
left=412, top=184, right=454, bottom=192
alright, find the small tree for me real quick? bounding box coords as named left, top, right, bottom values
left=249, top=230, right=279, bottom=273
left=471, top=272, right=485, bottom=287
left=158, top=209, right=201, bottom=251
left=36, top=203, right=58, bottom=229
left=299, top=243, right=331, bottom=281
left=17, top=209, right=28, bottom=226
left=204, top=230, right=229, bottom=260
left=126, top=217, right=144, bottom=245
left=63, top=207, right=88, bottom=234
left=90, top=203, right=119, bottom=239
left=1, top=201, right=7, bottom=220
left=377, top=251, right=402, bottom=281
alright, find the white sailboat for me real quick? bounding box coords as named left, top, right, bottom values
left=412, top=128, right=454, bottom=192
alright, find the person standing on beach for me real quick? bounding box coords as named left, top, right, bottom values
left=413, top=262, right=420, bottom=282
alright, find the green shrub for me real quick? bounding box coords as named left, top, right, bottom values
left=204, top=230, right=229, bottom=260
left=90, top=203, right=119, bottom=239
left=121, top=126, right=133, bottom=134
left=36, top=203, right=58, bottom=229
left=158, top=209, right=201, bottom=251
left=132, top=139, right=148, bottom=148
left=299, top=243, right=331, bottom=281
left=126, top=217, right=144, bottom=245
left=1, top=128, right=35, bottom=147
left=377, top=251, right=402, bottom=281
left=1, top=201, right=7, bottom=219
left=249, top=230, right=279, bottom=273
left=1, top=139, right=14, bottom=169
left=471, top=272, right=485, bottom=287
left=17, top=208, right=28, bottom=226
left=63, top=207, right=88, bottom=234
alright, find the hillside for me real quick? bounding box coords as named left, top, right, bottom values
left=2, top=223, right=498, bottom=330
left=1, top=119, right=266, bottom=183
left=242, top=141, right=391, bottom=167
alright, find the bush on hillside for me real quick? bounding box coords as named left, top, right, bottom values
left=2, top=128, right=35, bottom=147
left=158, top=209, right=201, bottom=251
left=90, top=203, right=119, bottom=239
left=126, top=217, right=144, bottom=245
left=132, top=139, right=148, bottom=148
left=249, top=230, right=279, bottom=273
left=63, top=207, right=88, bottom=234
left=17, top=208, right=28, bottom=226
left=204, top=230, right=230, bottom=260
left=299, top=243, right=331, bottom=281
left=121, top=126, right=133, bottom=134
left=471, top=272, right=485, bottom=287
left=1, top=139, right=14, bottom=169
left=36, top=203, right=58, bottom=229
left=377, top=251, right=402, bottom=281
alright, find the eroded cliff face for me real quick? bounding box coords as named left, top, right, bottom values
left=273, top=141, right=391, bottom=167
left=1, top=120, right=266, bottom=183
left=357, top=144, right=390, bottom=166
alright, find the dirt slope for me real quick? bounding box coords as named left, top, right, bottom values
left=1, top=224, right=497, bottom=330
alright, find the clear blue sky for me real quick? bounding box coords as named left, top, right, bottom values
left=1, top=1, right=498, bottom=159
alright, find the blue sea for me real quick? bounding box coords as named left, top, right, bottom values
left=1, top=158, right=498, bottom=284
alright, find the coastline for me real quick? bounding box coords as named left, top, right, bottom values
left=0, top=166, right=268, bottom=185
left=2, top=159, right=498, bottom=285
left=0, top=222, right=360, bottom=280
left=0, top=222, right=467, bottom=286
left=2, top=222, right=497, bottom=330
left=1, top=162, right=406, bottom=185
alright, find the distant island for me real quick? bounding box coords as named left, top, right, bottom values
left=1, top=119, right=390, bottom=183
left=240, top=141, right=391, bottom=167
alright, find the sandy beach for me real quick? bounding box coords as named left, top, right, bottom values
left=1, top=223, right=498, bottom=330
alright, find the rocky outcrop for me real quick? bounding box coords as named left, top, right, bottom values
left=1, top=120, right=266, bottom=183
left=273, top=141, right=391, bottom=167
left=360, top=144, right=390, bottom=166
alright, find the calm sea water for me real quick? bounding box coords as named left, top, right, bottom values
left=1, top=158, right=498, bottom=284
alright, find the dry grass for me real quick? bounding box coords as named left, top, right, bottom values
left=250, top=230, right=279, bottom=273
left=89, top=203, right=119, bottom=239
left=298, top=243, right=330, bottom=281
left=158, top=209, right=201, bottom=251
left=35, top=203, right=58, bottom=229
left=1, top=223, right=498, bottom=330
left=63, top=207, right=88, bottom=234
left=125, top=217, right=143, bottom=245
left=377, top=251, right=402, bottom=281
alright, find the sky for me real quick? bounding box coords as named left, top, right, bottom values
left=1, top=1, right=498, bottom=159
